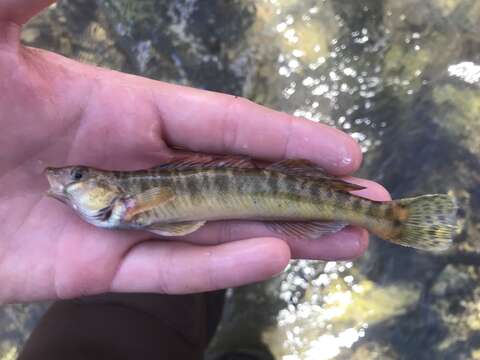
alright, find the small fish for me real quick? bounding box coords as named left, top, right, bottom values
left=45, top=155, right=457, bottom=251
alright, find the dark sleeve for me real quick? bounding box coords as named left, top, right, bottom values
left=19, top=291, right=225, bottom=360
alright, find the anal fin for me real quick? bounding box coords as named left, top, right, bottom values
left=266, top=221, right=347, bottom=239
left=148, top=221, right=206, bottom=236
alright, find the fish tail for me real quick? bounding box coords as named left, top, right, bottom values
left=384, top=194, right=457, bottom=251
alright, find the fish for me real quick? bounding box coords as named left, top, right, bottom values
left=44, top=154, right=457, bottom=251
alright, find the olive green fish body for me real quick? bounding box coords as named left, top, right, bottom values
left=45, top=156, right=458, bottom=251
left=108, top=168, right=357, bottom=222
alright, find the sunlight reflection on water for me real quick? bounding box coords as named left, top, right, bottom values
left=263, top=0, right=387, bottom=154
left=448, top=62, right=480, bottom=84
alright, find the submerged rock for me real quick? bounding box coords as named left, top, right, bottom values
left=97, top=0, right=257, bottom=94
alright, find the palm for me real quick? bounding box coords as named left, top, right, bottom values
left=0, top=42, right=172, bottom=301
left=0, top=12, right=388, bottom=304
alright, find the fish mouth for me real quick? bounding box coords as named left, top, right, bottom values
left=44, top=167, right=68, bottom=202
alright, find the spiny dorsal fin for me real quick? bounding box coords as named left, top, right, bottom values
left=153, top=154, right=256, bottom=171
left=267, top=159, right=366, bottom=193
left=267, top=221, right=347, bottom=239
left=148, top=221, right=206, bottom=236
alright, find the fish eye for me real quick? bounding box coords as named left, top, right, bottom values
left=71, top=167, right=86, bottom=181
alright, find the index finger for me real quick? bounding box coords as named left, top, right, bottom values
left=150, top=84, right=362, bottom=176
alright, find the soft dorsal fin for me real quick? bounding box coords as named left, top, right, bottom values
left=267, top=159, right=329, bottom=176
left=320, top=179, right=365, bottom=193
left=153, top=154, right=256, bottom=171
left=267, top=159, right=366, bottom=193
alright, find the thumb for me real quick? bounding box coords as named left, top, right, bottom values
left=0, top=0, right=55, bottom=26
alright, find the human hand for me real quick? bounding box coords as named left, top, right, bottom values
left=0, top=0, right=390, bottom=304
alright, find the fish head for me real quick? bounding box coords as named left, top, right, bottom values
left=45, top=166, right=124, bottom=227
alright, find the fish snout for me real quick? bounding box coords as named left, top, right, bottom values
left=44, top=167, right=68, bottom=197
left=44, top=167, right=56, bottom=175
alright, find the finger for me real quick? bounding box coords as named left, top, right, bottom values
left=0, top=0, right=55, bottom=25
left=149, top=84, right=362, bottom=176
left=41, top=47, right=361, bottom=175
left=110, top=237, right=291, bottom=294
left=170, top=178, right=391, bottom=260
left=344, top=177, right=392, bottom=201
left=170, top=221, right=367, bottom=260
left=289, top=226, right=369, bottom=260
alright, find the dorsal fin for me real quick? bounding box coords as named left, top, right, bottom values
left=153, top=154, right=256, bottom=171
left=153, top=155, right=365, bottom=193
left=266, top=159, right=366, bottom=193
left=266, top=159, right=329, bottom=176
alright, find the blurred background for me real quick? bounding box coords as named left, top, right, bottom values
left=1, top=0, right=479, bottom=359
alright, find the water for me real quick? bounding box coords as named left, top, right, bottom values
left=2, top=0, right=480, bottom=359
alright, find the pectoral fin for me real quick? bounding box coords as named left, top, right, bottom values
left=267, top=221, right=347, bottom=239
left=124, top=187, right=175, bottom=221
left=148, top=221, right=207, bottom=236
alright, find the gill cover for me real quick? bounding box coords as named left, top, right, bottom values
left=64, top=179, right=122, bottom=227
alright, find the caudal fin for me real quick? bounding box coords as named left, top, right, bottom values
left=388, top=194, right=457, bottom=251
